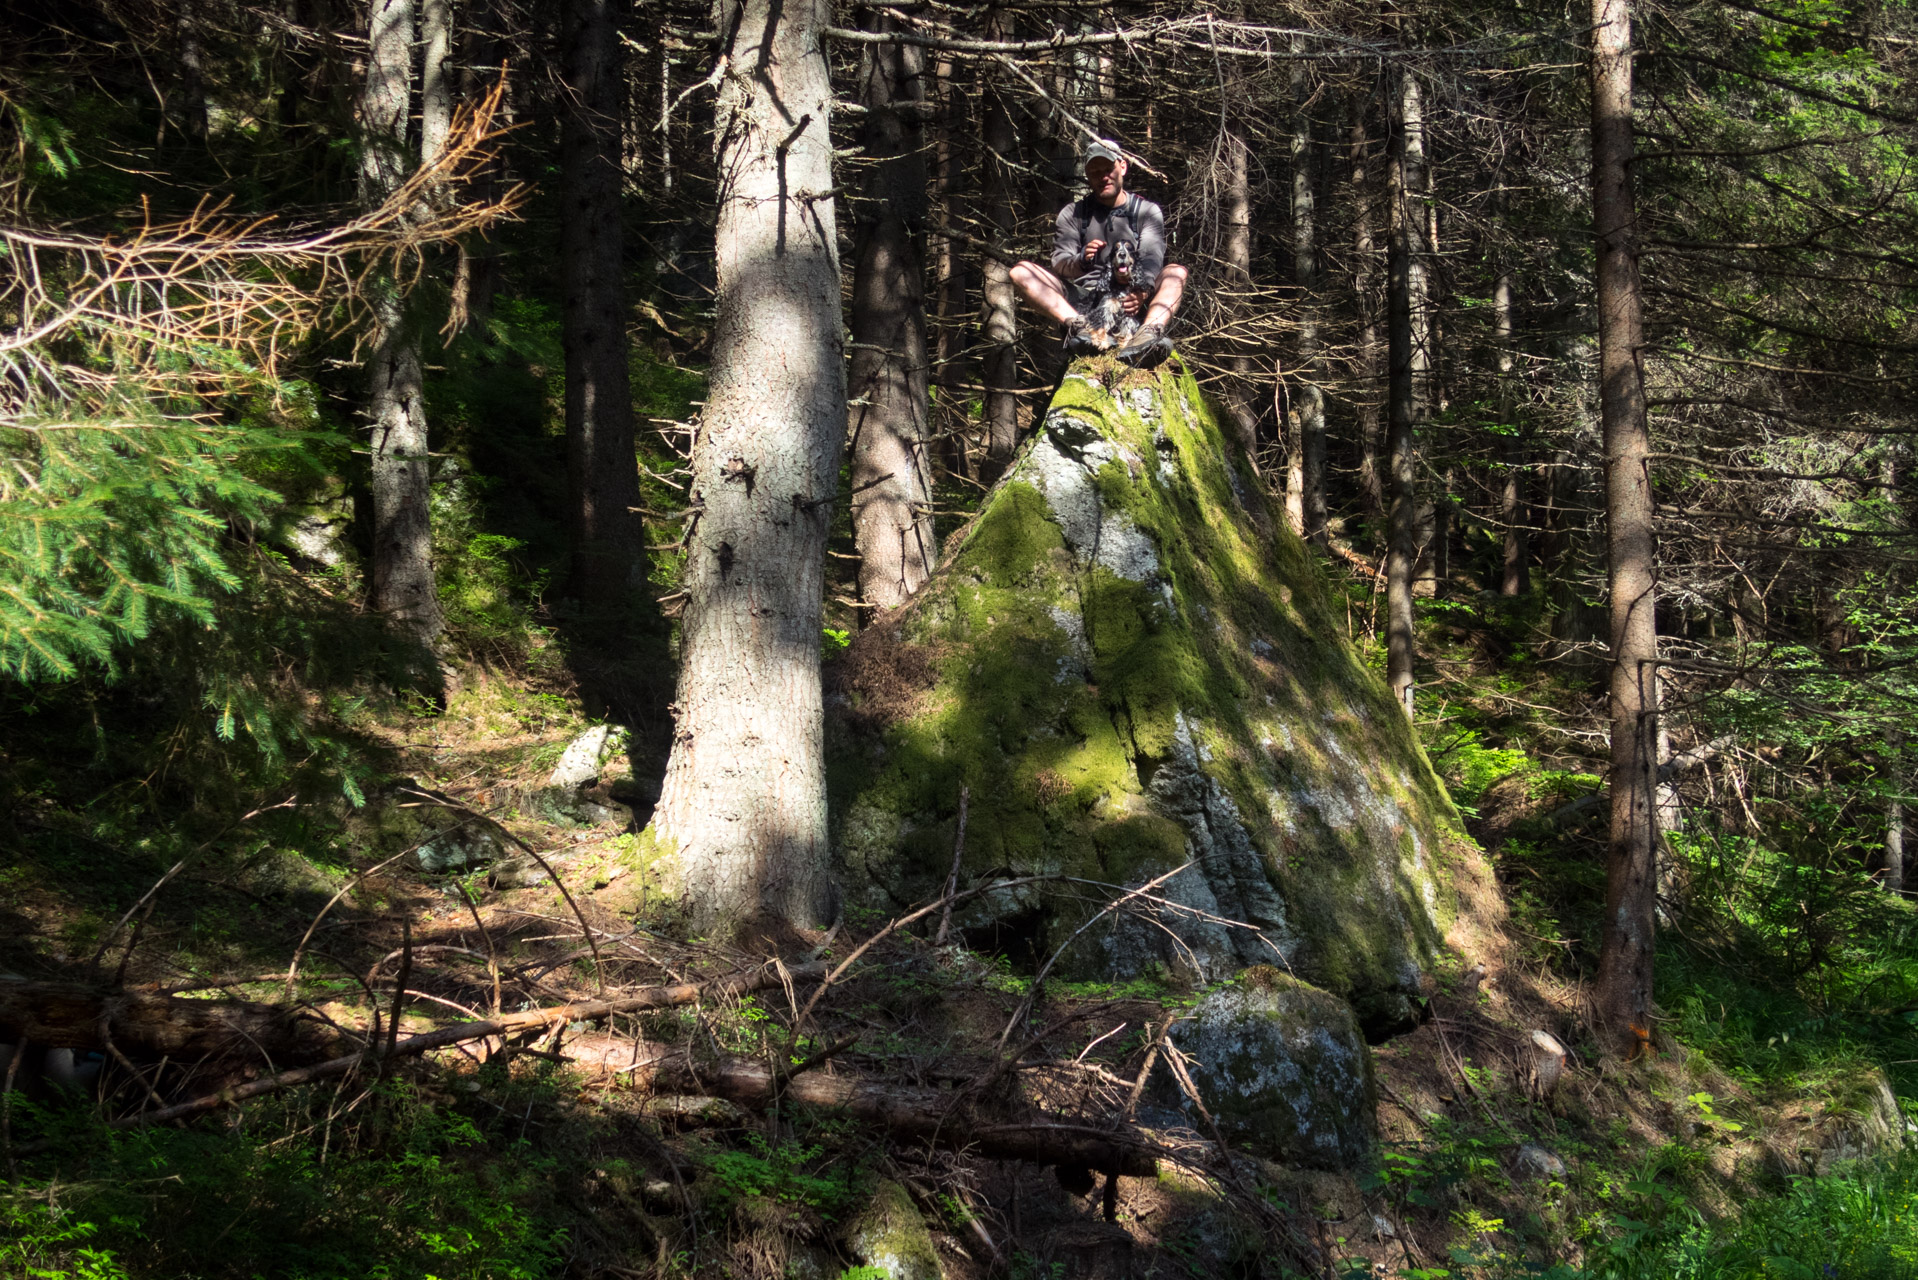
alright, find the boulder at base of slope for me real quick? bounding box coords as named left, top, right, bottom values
left=1160, top=967, right=1377, bottom=1171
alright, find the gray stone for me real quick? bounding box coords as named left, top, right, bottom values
left=1162, top=969, right=1376, bottom=1171
left=550, top=724, right=620, bottom=791
left=1514, top=1143, right=1566, bottom=1179
left=1811, top=1069, right=1907, bottom=1175
left=410, top=822, right=511, bottom=875
left=843, top=1179, right=943, bottom=1280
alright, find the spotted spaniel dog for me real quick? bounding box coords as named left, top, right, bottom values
left=1075, top=240, right=1140, bottom=352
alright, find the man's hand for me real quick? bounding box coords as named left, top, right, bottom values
left=1121, top=290, right=1148, bottom=316
left=1083, top=238, right=1106, bottom=263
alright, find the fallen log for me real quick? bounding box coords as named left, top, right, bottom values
left=2, top=961, right=824, bottom=1107
left=16, top=959, right=1158, bottom=1182
left=0, top=979, right=341, bottom=1062
left=633, top=1050, right=1160, bottom=1178
left=1542, top=734, right=1735, bottom=829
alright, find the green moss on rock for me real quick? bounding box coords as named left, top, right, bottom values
left=843, top=1179, right=943, bottom=1280
left=826, top=356, right=1465, bottom=1021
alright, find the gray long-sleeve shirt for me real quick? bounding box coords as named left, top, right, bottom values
left=1051, top=193, right=1166, bottom=295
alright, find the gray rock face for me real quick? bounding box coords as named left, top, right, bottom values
left=1099, top=711, right=1297, bottom=981
left=1162, top=969, right=1376, bottom=1171
left=826, top=361, right=1465, bottom=1021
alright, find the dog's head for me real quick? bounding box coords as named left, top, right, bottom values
left=1111, top=240, right=1135, bottom=285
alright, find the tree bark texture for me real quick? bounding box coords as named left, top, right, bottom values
left=420, top=0, right=454, bottom=166
left=1590, top=0, right=1661, bottom=1057
left=1889, top=794, right=1906, bottom=894
left=1220, top=127, right=1263, bottom=470
left=179, top=0, right=208, bottom=143
left=979, top=20, right=1021, bottom=476
left=1495, top=267, right=1530, bottom=596
left=361, top=0, right=443, bottom=642
left=652, top=0, right=843, bottom=932
left=1886, top=729, right=1905, bottom=893
left=1351, top=99, right=1384, bottom=515
left=1385, top=69, right=1426, bottom=717
left=1290, top=58, right=1326, bottom=545
left=560, top=0, right=645, bottom=608
left=850, top=14, right=934, bottom=613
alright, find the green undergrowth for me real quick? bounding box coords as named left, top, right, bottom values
left=1394, top=1149, right=1918, bottom=1279
left=2, top=1071, right=575, bottom=1280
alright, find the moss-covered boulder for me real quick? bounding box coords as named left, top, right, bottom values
left=842, top=1179, right=943, bottom=1280
left=1163, top=968, right=1377, bottom=1170
left=826, top=356, right=1463, bottom=1025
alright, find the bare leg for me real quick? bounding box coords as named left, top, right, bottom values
left=1010, top=260, right=1081, bottom=325
left=1142, top=263, right=1188, bottom=330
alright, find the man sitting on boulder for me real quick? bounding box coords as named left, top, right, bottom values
left=1010, top=139, right=1187, bottom=369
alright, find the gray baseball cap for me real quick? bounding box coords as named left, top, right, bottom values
left=1082, top=138, right=1124, bottom=166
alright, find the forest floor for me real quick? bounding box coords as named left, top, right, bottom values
left=4, top=597, right=1917, bottom=1279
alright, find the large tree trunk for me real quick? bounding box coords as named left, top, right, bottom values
left=1290, top=52, right=1326, bottom=546
left=1590, top=0, right=1661, bottom=1057
left=1385, top=69, right=1426, bottom=717
left=651, top=0, right=843, bottom=932
left=560, top=0, right=645, bottom=608
left=1350, top=98, right=1384, bottom=515
left=361, top=0, right=443, bottom=643
left=979, top=12, right=1021, bottom=478
left=850, top=14, right=934, bottom=613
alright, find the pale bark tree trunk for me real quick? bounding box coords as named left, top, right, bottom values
left=651, top=0, right=843, bottom=933
left=1221, top=126, right=1263, bottom=471
left=979, top=12, right=1021, bottom=477
left=1887, top=730, right=1906, bottom=893
left=361, top=0, right=443, bottom=643
left=420, top=0, right=454, bottom=166
left=1385, top=69, right=1427, bottom=717
left=850, top=14, right=934, bottom=613
left=1591, top=0, right=1661, bottom=1057
left=1495, top=265, right=1530, bottom=595
left=1290, top=51, right=1326, bottom=544
left=1351, top=98, right=1384, bottom=516
left=450, top=0, right=509, bottom=336
left=1889, top=795, right=1906, bottom=894
left=659, top=41, right=675, bottom=193
left=560, top=0, right=645, bottom=608
left=931, top=53, right=971, bottom=481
